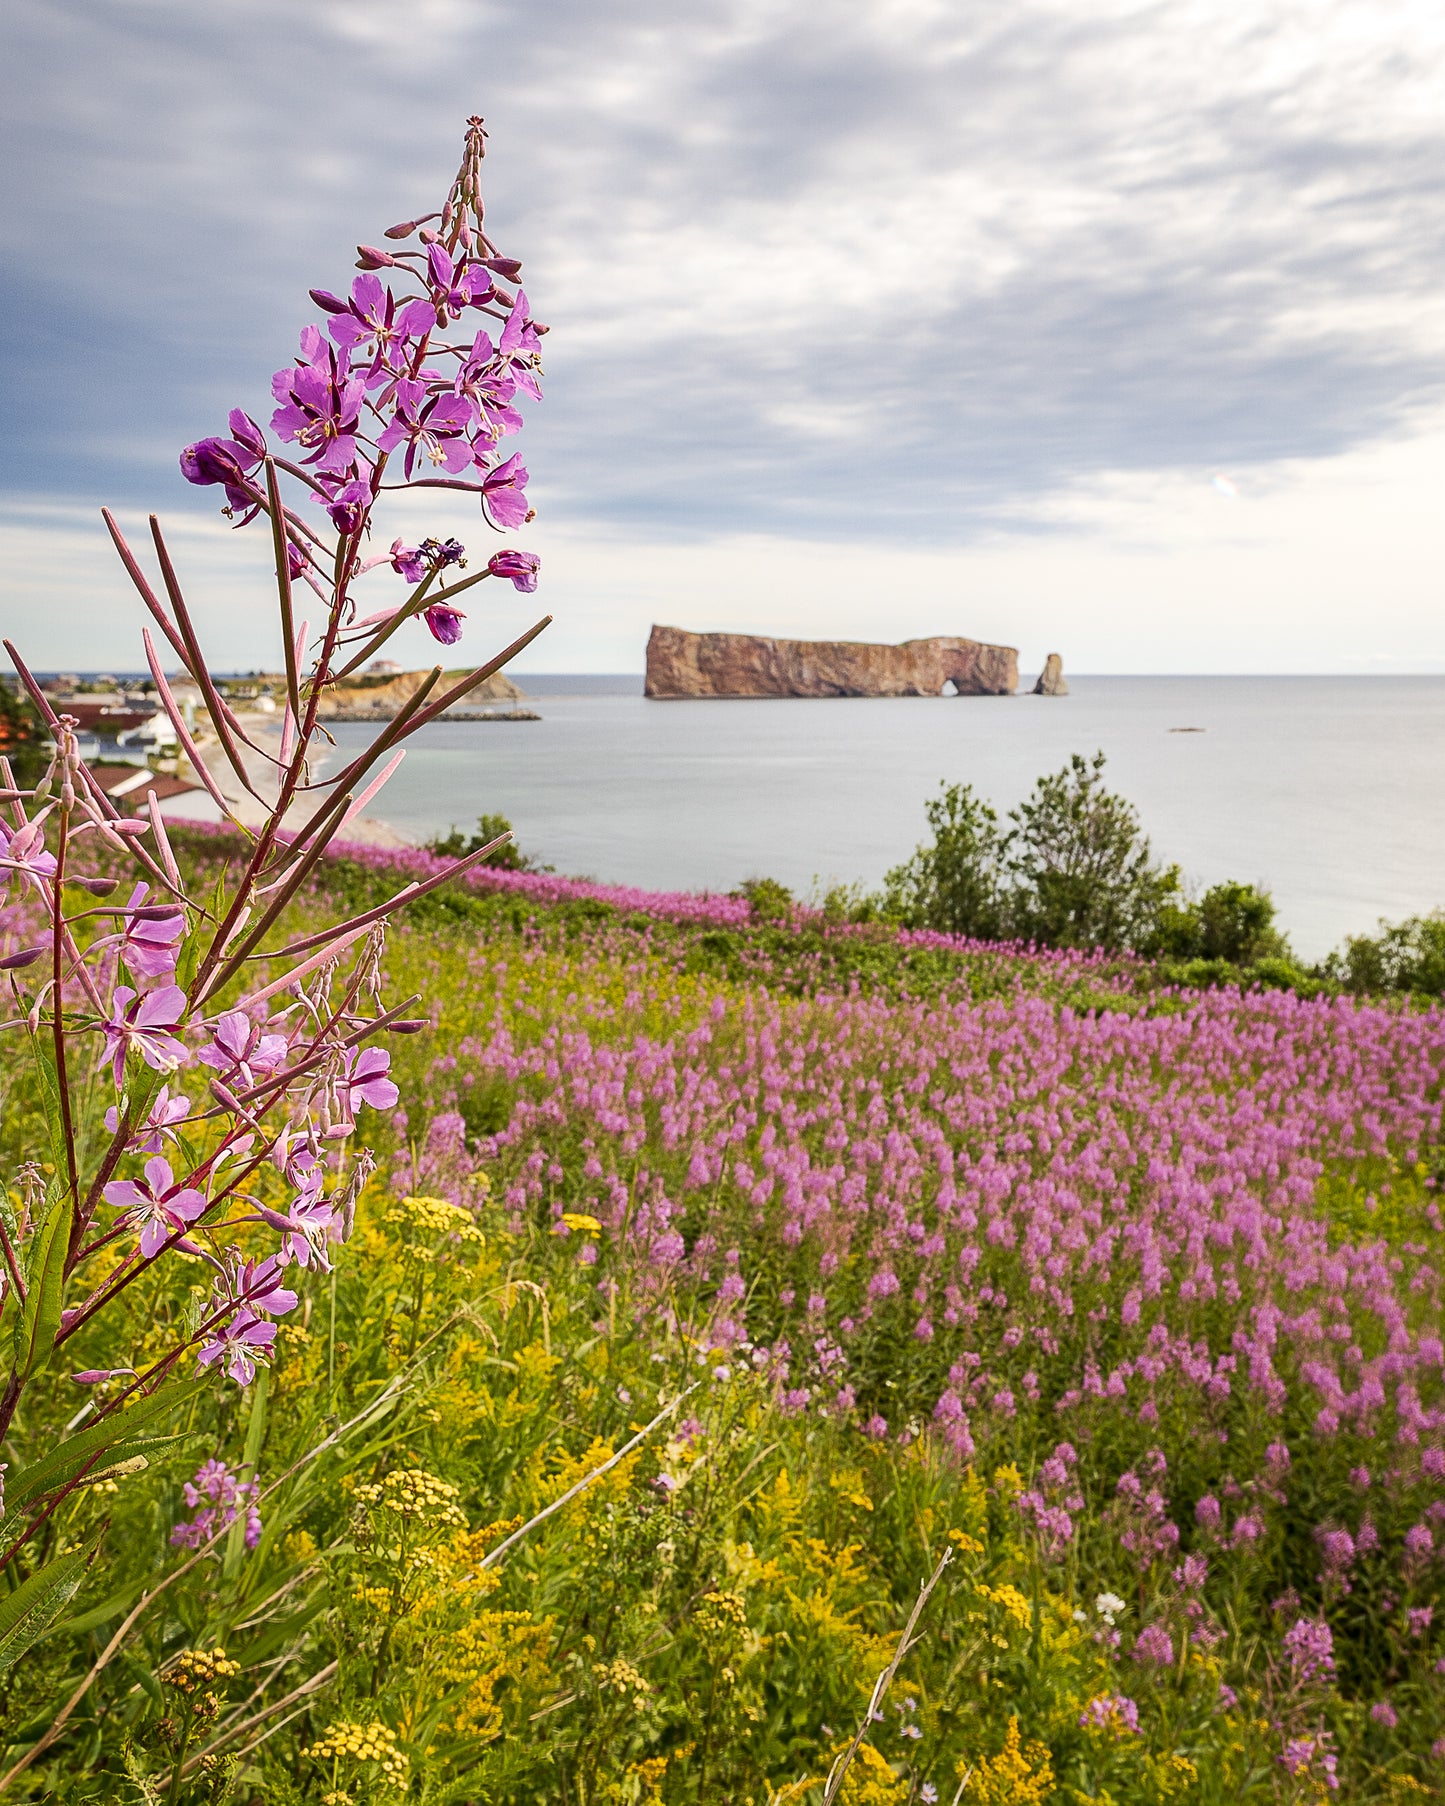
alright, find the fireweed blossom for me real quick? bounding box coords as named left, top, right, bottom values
left=170, top=1459, right=262, bottom=1551
left=0, top=119, right=552, bottom=1613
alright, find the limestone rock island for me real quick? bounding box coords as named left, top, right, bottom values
left=1032, top=653, right=1068, bottom=696
left=644, top=626, right=1019, bottom=698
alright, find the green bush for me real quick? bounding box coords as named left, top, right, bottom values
left=887, top=754, right=1177, bottom=953
left=1149, top=880, right=1289, bottom=965
left=882, top=782, right=1005, bottom=939
left=1329, top=912, right=1445, bottom=998
left=426, top=811, right=543, bottom=872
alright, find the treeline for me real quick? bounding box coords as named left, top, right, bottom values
left=744, top=752, right=1445, bottom=1000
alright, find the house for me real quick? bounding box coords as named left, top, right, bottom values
left=87, top=763, right=205, bottom=817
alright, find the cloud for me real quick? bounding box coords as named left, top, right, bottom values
left=5, top=0, right=1444, bottom=544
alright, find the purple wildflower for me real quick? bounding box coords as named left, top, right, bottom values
left=340, top=1045, right=399, bottom=1115
left=179, top=410, right=267, bottom=510
left=479, top=452, right=530, bottom=528
left=402, top=242, right=494, bottom=330
left=103, top=1155, right=207, bottom=1258
left=321, top=274, right=415, bottom=382
left=170, top=1458, right=262, bottom=1551
left=0, top=819, right=57, bottom=891
left=422, top=602, right=466, bottom=645
left=1132, top=1624, right=1174, bottom=1667
left=104, top=1083, right=190, bottom=1154
left=1079, top=1694, right=1140, bottom=1735
left=197, top=1010, right=289, bottom=1090
left=119, top=884, right=185, bottom=981
left=270, top=329, right=366, bottom=477
left=197, top=1309, right=276, bottom=1388
left=376, top=380, right=477, bottom=479
left=1370, top=1700, right=1398, bottom=1729
left=101, top=985, right=188, bottom=1086
left=1283, top=1616, right=1335, bottom=1684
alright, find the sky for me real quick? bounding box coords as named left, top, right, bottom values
left=3, top=0, right=1444, bottom=675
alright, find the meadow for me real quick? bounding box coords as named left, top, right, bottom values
left=3, top=833, right=1442, bottom=1803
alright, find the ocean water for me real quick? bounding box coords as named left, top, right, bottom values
left=326, top=675, right=1445, bottom=961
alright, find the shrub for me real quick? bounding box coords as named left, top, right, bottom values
left=1330, top=912, right=1445, bottom=998
left=427, top=812, right=543, bottom=872
left=882, top=782, right=1005, bottom=938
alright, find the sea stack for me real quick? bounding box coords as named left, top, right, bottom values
left=644, top=627, right=1019, bottom=698
left=1032, top=654, right=1068, bottom=697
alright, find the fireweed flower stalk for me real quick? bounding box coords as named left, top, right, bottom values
left=0, top=118, right=550, bottom=1659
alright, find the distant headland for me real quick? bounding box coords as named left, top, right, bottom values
left=644, top=626, right=1030, bottom=698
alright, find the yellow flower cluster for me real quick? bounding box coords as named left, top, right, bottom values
left=163, top=1647, right=240, bottom=1694
left=384, top=1194, right=484, bottom=1242
left=304, top=1720, right=408, bottom=1786
left=960, top=1717, right=1054, bottom=1804
left=596, top=1657, right=650, bottom=1705
left=554, top=1211, right=603, bottom=1235
left=695, top=1590, right=748, bottom=1640
left=975, top=1582, right=1032, bottom=1629
left=353, top=1467, right=466, bottom=1527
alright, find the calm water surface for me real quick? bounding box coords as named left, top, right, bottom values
left=328, top=676, right=1445, bottom=960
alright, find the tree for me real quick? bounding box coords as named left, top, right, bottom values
left=883, top=782, right=1005, bottom=940
left=1003, top=752, right=1175, bottom=952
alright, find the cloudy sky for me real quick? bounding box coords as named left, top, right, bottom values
left=3, top=0, right=1443, bottom=674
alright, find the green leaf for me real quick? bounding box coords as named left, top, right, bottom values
left=52, top=1575, right=148, bottom=1639
left=12, top=1190, right=68, bottom=1385
left=0, top=1540, right=98, bottom=1672
left=7, top=1376, right=207, bottom=1512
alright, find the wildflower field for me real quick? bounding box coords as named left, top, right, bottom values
left=4, top=836, right=1442, bottom=1803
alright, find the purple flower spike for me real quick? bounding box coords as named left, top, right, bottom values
left=487, top=549, right=539, bottom=593
left=103, top=1155, right=207, bottom=1258
left=101, top=985, right=189, bottom=1086
left=422, top=602, right=465, bottom=645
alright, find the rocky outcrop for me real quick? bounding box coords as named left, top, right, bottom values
left=315, top=667, right=525, bottom=720
left=1032, top=653, right=1068, bottom=697
left=644, top=626, right=1018, bottom=698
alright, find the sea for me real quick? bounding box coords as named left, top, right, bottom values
left=324, top=675, right=1445, bottom=962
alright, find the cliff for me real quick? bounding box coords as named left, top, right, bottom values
left=644, top=627, right=1018, bottom=699
left=1032, top=653, right=1068, bottom=696
left=315, top=667, right=525, bottom=720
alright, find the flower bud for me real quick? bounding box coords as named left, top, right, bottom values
left=384, top=212, right=439, bottom=240
left=308, top=288, right=350, bottom=315
left=71, top=876, right=120, bottom=896
left=385, top=1019, right=429, bottom=1034
left=0, top=946, right=45, bottom=970
left=492, top=286, right=515, bottom=308
left=419, top=228, right=442, bottom=245
left=355, top=245, right=397, bottom=270
left=483, top=256, right=522, bottom=280
left=69, top=1368, right=137, bottom=1385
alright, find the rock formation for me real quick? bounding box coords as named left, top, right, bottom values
left=1032, top=653, right=1068, bottom=697
left=315, top=667, right=525, bottom=720
left=644, top=626, right=1018, bottom=699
